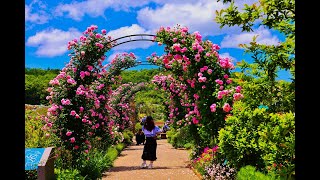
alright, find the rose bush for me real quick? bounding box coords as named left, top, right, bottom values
left=43, top=25, right=139, bottom=167
left=150, top=25, right=244, bottom=151
left=110, top=82, right=146, bottom=131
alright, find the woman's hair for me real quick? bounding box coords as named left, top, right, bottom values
left=144, top=116, right=155, bottom=132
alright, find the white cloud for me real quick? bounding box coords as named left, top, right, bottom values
left=106, top=24, right=156, bottom=50
left=26, top=28, right=82, bottom=57
left=153, top=0, right=255, bottom=5
left=54, top=0, right=152, bottom=21
left=220, top=26, right=280, bottom=48
left=53, top=0, right=257, bottom=38
left=25, top=0, right=50, bottom=24
left=136, top=1, right=245, bottom=36
left=219, top=53, right=237, bottom=62
left=54, top=0, right=254, bottom=22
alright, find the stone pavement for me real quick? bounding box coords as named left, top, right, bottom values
left=102, top=139, right=200, bottom=180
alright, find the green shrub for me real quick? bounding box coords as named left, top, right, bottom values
left=170, top=132, right=179, bottom=147
left=78, top=149, right=112, bottom=180
left=122, top=130, right=134, bottom=145
left=25, top=108, right=57, bottom=148
left=126, top=129, right=134, bottom=139
left=115, top=143, right=125, bottom=153
left=91, top=137, right=111, bottom=152
left=135, top=122, right=142, bottom=132
left=218, top=101, right=295, bottom=178
left=183, top=143, right=193, bottom=149
left=54, top=147, right=75, bottom=170
left=171, top=132, right=186, bottom=148
left=55, top=168, right=85, bottom=180
left=170, top=127, right=191, bottom=148
left=72, top=144, right=125, bottom=180
left=106, top=146, right=119, bottom=162
left=166, top=129, right=175, bottom=143
left=236, top=165, right=282, bottom=180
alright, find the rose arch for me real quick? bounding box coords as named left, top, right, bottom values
left=43, top=25, right=243, bottom=167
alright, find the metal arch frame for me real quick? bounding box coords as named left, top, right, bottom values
left=107, top=34, right=157, bottom=66
left=109, top=34, right=156, bottom=48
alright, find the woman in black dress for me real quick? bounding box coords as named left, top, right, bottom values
left=140, top=116, right=162, bottom=169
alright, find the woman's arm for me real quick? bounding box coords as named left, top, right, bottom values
left=155, top=126, right=162, bottom=135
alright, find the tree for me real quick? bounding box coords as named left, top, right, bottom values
left=25, top=68, right=60, bottom=105
left=215, top=1, right=295, bottom=178
left=215, top=0, right=295, bottom=112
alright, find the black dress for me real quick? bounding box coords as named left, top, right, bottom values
left=141, top=126, right=161, bottom=161
left=141, top=137, right=157, bottom=161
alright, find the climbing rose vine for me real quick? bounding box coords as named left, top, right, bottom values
left=110, top=82, right=146, bottom=131
left=43, top=25, right=139, bottom=166
left=150, top=25, right=244, bottom=148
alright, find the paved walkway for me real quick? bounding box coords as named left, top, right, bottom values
left=102, top=139, right=200, bottom=180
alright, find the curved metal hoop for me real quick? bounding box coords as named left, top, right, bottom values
left=108, top=34, right=156, bottom=66
left=109, top=34, right=156, bottom=48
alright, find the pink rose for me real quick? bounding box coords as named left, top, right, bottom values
left=210, top=104, right=217, bottom=112
left=79, top=107, right=84, bottom=112
left=70, top=110, right=76, bottom=116
left=70, top=137, right=75, bottom=143
left=66, top=131, right=72, bottom=136
left=198, top=77, right=207, bottom=82
left=223, top=103, right=232, bottom=112
left=215, top=79, right=223, bottom=85
left=236, top=86, right=242, bottom=93
left=95, top=123, right=100, bottom=129
left=233, top=93, right=244, bottom=101
left=87, top=65, right=93, bottom=71
left=193, top=94, right=199, bottom=100
left=192, top=117, right=199, bottom=124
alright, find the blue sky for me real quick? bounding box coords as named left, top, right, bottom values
left=25, top=0, right=292, bottom=81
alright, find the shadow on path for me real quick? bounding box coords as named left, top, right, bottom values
left=105, top=166, right=186, bottom=172
left=102, top=139, right=199, bottom=180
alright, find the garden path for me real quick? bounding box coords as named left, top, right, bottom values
left=102, top=138, right=200, bottom=180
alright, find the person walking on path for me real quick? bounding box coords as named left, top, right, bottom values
left=140, top=116, right=162, bottom=169
left=135, top=128, right=145, bottom=145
